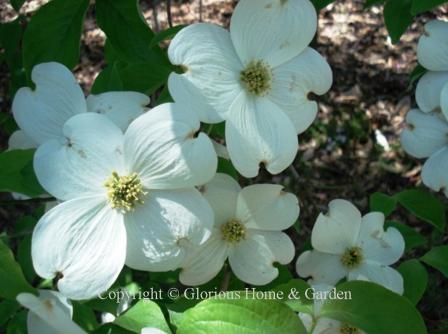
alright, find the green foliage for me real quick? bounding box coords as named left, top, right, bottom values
left=320, top=281, right=427, bottom=334
left=150, top=25, right=186, bottom=47
left=0, top=300, right=20, bottom=327
left=0, top=240, right=36, bottom=300
left=385, top=221, right=426, bottom=251
left=311, top=0, right=335, bottom=10
left=369, top=192, right=397, bottom=217
left=421, top=246, right=448, bottom=278
left=0, top=149, right=45, bottom=197
left=398, top=259, right=428, bottom=305
left=6, top=310, right=27, bottom=334
left=383, top=0, right=413, bottom=44
left=272, top=279, right=313, bottom=313
left=22, top=0, right=89, bottom=77
left=10, top=0, right=26, bottom=12
left=411, top=0, right=448, bottom=14
left=177, top=296, right=307, bottom=334
left=72, top=302, right=100, bottom=332
left=114, top=300, right=171, bottom=333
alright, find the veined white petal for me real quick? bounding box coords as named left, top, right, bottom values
left=270, top=48, right=332, bottom=134
left=141, top=329, right=168, bottom=334
left=230, top=0, right=317, bottom=67
left=34, top=113, right=124, bottom=201
left=8, top=130, right=38, bottom=150
left=357, top=212, right=405, bottom=266
left=229, top=231, right=291, bottom=285
left=417, top=20, right=448, bottom=72
left=212, top=139, right=230, bottom=160
left=168, top=23, right=242, bottom=118
left=226, top=93, right=298, bottom=177
left=421, top=147, right=448, bottom=197
left=125, top=189, right=213, bottom=272
left=31, top=196, right=126, bottom=300
left=200, top=173, right=241, bottom=225
left=17, top=290, right=86, bottom=334
left=86, top=91, right=149, bottom=131
left=236, top=184, right=299, bottom=231
left=180, top=233, right=228, bottom=286
left=124, top=103, right=217, bottom=190
left=313, top=318, right=342, bottom=334
left=311, top=199, right=362, bottom=254
left=415, top=71, right=448, bottom=112
left=440, top=81, right=448, bottom=121
left=12, top=62, right=86, bottom=145
left=348, top=261, right=404, bottom=295
left=400, top=109, right=448, bottom=158
left=296, top=250, right=347, bottom=285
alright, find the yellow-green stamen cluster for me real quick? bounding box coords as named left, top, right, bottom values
left=105, top=172, right=146, bottom=212
left=240, top=60, right=272, bottom=96
left=221, top=219, right=246, bottom=244
left=340, top=323, right=360, bottom=334
left=340, top=246, right=363, bottom=269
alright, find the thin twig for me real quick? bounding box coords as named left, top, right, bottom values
left=220, top=264, right=231, bottom=292
left=152, top=0, right=160, bottom=32
left=167, top=0, right=173, bottom=28
left=199, top=0, right=203, bottom=22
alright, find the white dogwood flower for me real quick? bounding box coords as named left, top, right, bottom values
left=296, top=199, right=405, bottom=294
left=168, top=0, right=332, bottom=177
left=141, top=329, right=168, bottom=334
left=32, top=103, right=217, bottom=300
left=11, top=62, right=149, bottom=149
left=17, top=290, right=86, bottom=334
left=401, top=109, right=448, bottom=197
left=299, top=284, right=365, bottom=334
left=415, top=20, right=448, bottom=113
left=180, top=173, right=299, bottom=286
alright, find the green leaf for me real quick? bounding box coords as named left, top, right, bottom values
left=95, top=0, right=167, bottom=65
left=0, top=240, right=36, bottom=300
left=6, top=310, right=27, bottom=334
left=311, top=0, right=335, bottom=10
left=421, top=245, right=448, bottom=278
left=394, top=189, right=446, bottom=231
left=398, top=259, right=428, bottom=305
left=385, top=221, right=426, bottom=251
left=369, top=192, right=397, bottom=216
left=0, top=149, right=45, bottom=197
left=114, top=300, right=171, bottom=333
left=91, top=62, right=125, bottom=94
left=217, top=158, right=238, bottom=180
left=22, top=0, right=89, bottom=76
left=411, top=0, right=448, bottom=14
left=0, top=300, right=20, bottom=327
left=17, top=235, right=36, bottom=282
left=150, top=25, right=186, bottom=47
left=410, top=64, right=427, bottom=84
left=72, top=302, right=100, bottom=332
left=383, top=0, right=413, bottom=43
left=177, top=297, right=307, bottom=334
left=10, top=0, right=26, bottom=11
left=272, top=279, right=313, bottom=313
left=364, top=0, right=386, bottom=7
left=320, top=281, right=427, bottom=334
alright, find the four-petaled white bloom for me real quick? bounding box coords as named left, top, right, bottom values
left=180, top=173, right=299, bottom=286
left=11, top=62, right=149, bottom=150
left=299, top=284, right=365, bottom=334
left=31, top=103, right=218, bottom=300
left=17, top=290, right=86, bottom=334
left=168, top=0, right=332, bottom=177
left=401, top=20, right=448, bottom=197
left=296, top=199, right=405, bottom=294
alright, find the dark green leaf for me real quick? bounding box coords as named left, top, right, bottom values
left=394, top=189, right=446, bottom=231
left=217, top=158, right=238, bottom=180
left=364, top=0, right=386, bottom=7
left=369, top=192, right=397, bottom=216
left=411, top=0, right=448, bottom=14
left=398, top=259, right=428, bottom=305
left=421, top=245, right=448, bottom=278
left=0, top=300, right=20, bottom=327
left=311, top=0, right=335, bottom=10
left=177, top=297, right=307, bottom=334
left=385, top=221, right=426, bottom=251
left=320, top=281, right=427, bottom=334
left=272, top=279, right=313, bottom=313
left=91, top=62, right=125, bottom=94
left=383, top=0, right=413, bottom=43
left=16, top=235, right=36, bottom=282
left=22, top=0, right=89, bottom=76
left=10, top=0, right=26, bottom=12
left=6, top=310, right=27, bottom=334
left=0, top=239, right=36, bottom=300
left=114, top=299, right=171, bottom=333
left=410, top=64, right=427, bottom=84
left=73, top=302, right=100, bottom=332
left=150, top=25, right=186, bottom=47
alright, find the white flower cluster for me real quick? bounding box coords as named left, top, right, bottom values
left=401, top=20, right=448, bottom=197
left=9, top=0, right=410, bottom=332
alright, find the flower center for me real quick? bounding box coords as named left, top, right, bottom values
left=340, top=323, right=360, bottom=334
left=340, top=246, right=363, bottom=269
left=105, top=171, right=146, bottom=212
left=240, top=60, right=272, bottom=96
left=221, top=219, right=246, bottom=244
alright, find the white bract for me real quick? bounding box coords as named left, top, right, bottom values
left=17, top=290, right=86, bottom=334
left=401, top=20, right=448, bottom=197
left=141, top=329, right=168, bottom=334
left=11, top=62, right=149, bottom=150
left=31, top=103, right=218, bottom=300
left=168, top=0, right=332, bottom=177
left=299, top=284, right=365, bottom=334
left=296, top=199, right=405, bottom=294
left=180, top=173, right=299, bottom=286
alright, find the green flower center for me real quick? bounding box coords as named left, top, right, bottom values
left=340, top=246, right=364, bottom=269
left=340, top=323, right=360, bottom=334
left=221, top=219, right=246, bottom=244
left=105, top=171, right=146, bottom=212
left=240, top=60, right=272, bottom=96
